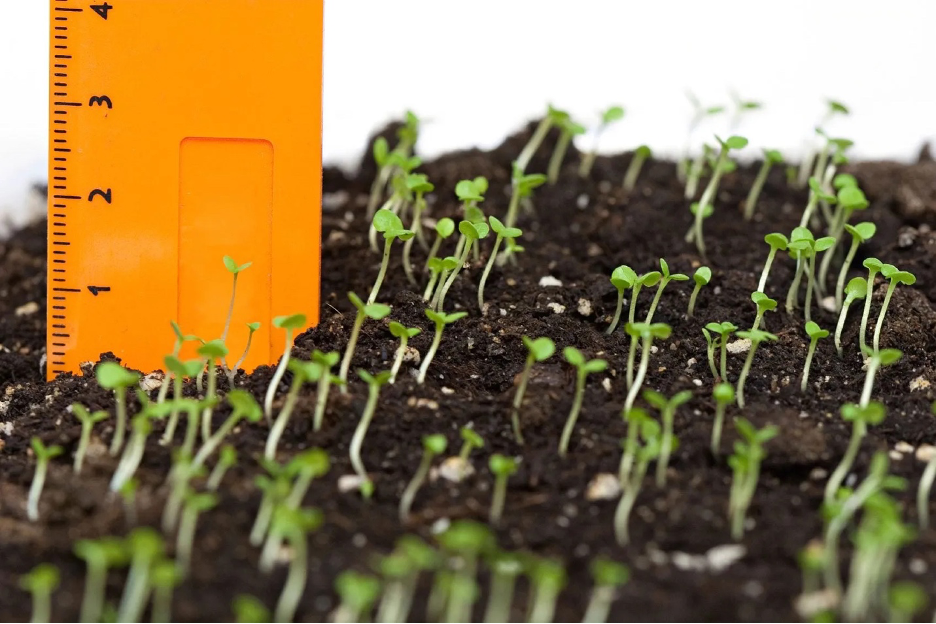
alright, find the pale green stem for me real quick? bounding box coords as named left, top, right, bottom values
left=834, top=238, right=860, bottom=313
left=312, top=373, right=331, bottom=431
left=582, top=585, right=616, bottom=624
left=265, top=374, right=303, bottom=460
left=872, top=281, right=898, bottom=353
left=433, top=241, right=472, bottom=312
left=656, top=406, right=675, bottom=487
left=823, top=421, right=866, bottom=506
left=221, top=274, right=237, bottom=345
left=483, top=570, right=518, bottom=623
left=736, top=342, right=760, bottom=409
left=417, top=324, right=443, bottom=385
left=510, top=356, right=534, bottom=445
left=687, top=283, right=703, bottom=318
left=756, top=248, right=778, bottom=293
left=547, top=131, right=572, bottom=184
left=614, top=458, right=648, bottom=546
left=622, top=154, right=647, bottom=193
left=918, top=458, right=936, bottom=530
left=858, top=268, right=879, bottom=353
left=26, top=458, right=50, bottom=522
left=110, top=429, right=146, bottom=492
left=804, top=255, right=816, bottom=323
left=477, top=234, right=505, bottom=312
left=349, top=383, right=381, bottom=486
left=711, top=402, right=726, bottom=456
left=719, top=334, right=730, bottom=381
left=784, top=257, right=804, bottom=314
left=368, top=236, right=394, bottom=305
left=606, top=290, right=625, bottom=334
left=274, top=530, right=307, bottom=624
left=389, top=336, right=409, bottom=384
left=801, top=338, right=819, bottom=392
left=424, top=235, right=442, bottom=272
left=834, top=298, right=854, bottom=357
left=489, top=475, right=509, bottom=525
left=79, top=561, right=107, bottom=624
left=109, top=387, right=127, bottom=457
left=175, top=505, right=202, bottom=578
left=338, top=312, right=365, bottom=392
left=743, top=160, right=772, bottom=220
left=200, top=360, right=217, bottom=442
left=516, top=117, right=553, bottom=174
left=399, top=450, right=434, bottom=523
left=422, top=268, right=440, bottom=301
left=624, top=337, right=651, bottom=414
left=74, top=422, right=93, bottom=474
left=559, top=370, right=587, bottom=458
left=160, top=376, right=183, bottom=446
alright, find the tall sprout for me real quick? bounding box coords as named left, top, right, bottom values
left=579, top=105, right=624, bottom=178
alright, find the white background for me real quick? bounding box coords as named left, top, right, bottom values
left=1, top=0, right=935, bottom=229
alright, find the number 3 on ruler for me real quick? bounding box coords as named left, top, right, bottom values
left=91, top=3, right=112, bottom=19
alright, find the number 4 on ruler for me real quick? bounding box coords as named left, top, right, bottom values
left=91, top=3, right=113, bottom=19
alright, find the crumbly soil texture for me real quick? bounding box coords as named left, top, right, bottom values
left=2, top=124, right=936, bottom=622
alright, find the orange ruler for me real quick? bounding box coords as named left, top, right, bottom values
left=47, top=0, right=322, bottom=379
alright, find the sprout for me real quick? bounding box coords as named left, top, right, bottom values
left=74, top=537, right=127, bottom=624
left=618, top=407, right=649, bottom=484
left=734, top=329, right=778, bottom=408
left=437, top=520, right=495, bottom=622
left=368, top=154, right=422, bottom=252
left=284, top=448, right=330, bottom=512
left=263, top=313, right=307, bottom=419
left=160, top=356, right=203, bottom=446
left=367, top=136, right=394, bottom=219
left=220, top=256, right=252, bottom=346
left=232, top=595, right=271, bottom=623
left=818, top=185, right=870, bottom=300
left=783, top=227, right=824, bottom=319
left=375, top=536, right=440, bottom=624
left=95, top=361, right=140, bottom=456
left=756, top=233, right=788, bottom=293
left=26, top=437, right=63, bottom=522
left=623, top=323, right=671, bottom=414
left=417, top=310, right=467, bottom=384
left=643, top=389, right=692, bottom=486
left=156, top=321, right=196, bottom=405
left=614, top=417, right=662, bottom=545
left=310, top=350, right=341, bottom=431
left=399, top=433, right=447, bottom=523
left=579, top=105, right=625, bottom=178
left=679, top=93, right=724, bottom=183
left=800, top=321, right=830, bottom=393
left=582, top=557, right=630, bottom=624
left=711, top=382, right=735, bottom=456
left=858, top=258, right=883, bottom=353
left=705, top=321, right=738, bottom=382
left=832, top=222, right=875, bottom=312
left=834, top=277, right=867, bottom=357
left=402, top=174, right=435, bottom=281
left=824, top=401, right=888, bottom=507
left=119, top=477, right=138, bottom=526
left=504, top=164, right=548, bottom=229
left=150, top=559, right=182, bottom=623
left=729, top=92, right=761, bottom=130
left=432, top=220, right=490, bottom=311
left=919, top=403, right=936, bottom=530
left=889, top=582, right=928, bottom=623
left=515, top=104, right=569, bottom=175
left=687, top=266, right=711, bottom=318
left=334, top=571, right=382, bottom=624
left=271, top=506, right=324, bottom=623
left=559, top=347, right=608, bottom=457
left=623, top=271, right=661, bottom=387
left=872, top=264, right=916, bottom=353
left=701, top=328, right=717, bottom=379
left=526, top=557, right=567, bottom=624
left=350, top=370, right=393, bottom=497
left=743, top=149, right=783, bottom=220
left=728, top=419, right=778, bottom=539
left=338, top=293, right=391, bottom=390
left=488, top=454, right=518, bottom=525
left=117, top=527, right=164, bottom=623
left=605, top=265, right=637, bottom=334
left=686, top=135, right=748, bottom=260
left=750, top=292, right=777, bottom=331
left=19, top=563, right=60, bottom=624
left=684, top=142, right=714, bottom=200
left=457, top=427, right=485, bottom=466
left=227, top=321, right=261, bottom=386
left=110, top=407, right=156, bottom=492
left=194, top=389, right=261, bottom=470
left=482, top=550, right=524, bottom=623
left=643, top=259, right=688, bottom=323
left=800, top=230, right=836, bottom=323
left=424, top=256, right=457, bottom=302
left=511, top=336, right=556, bottom=444
left=197, top=339, right=228, bottom=440
left=425, top=217, right=456, bottom=274
left=622, top=145, right=651, bottom=193
left=176, top=490, right=218, bottom=578
left=265, top=359, right=321, bottom=460
left=368, top=208, right=415, bottom=304
left=161, top=452, right=208, bottom=534
left=798, top=176, right=837, bottom=229
left=547, top=116, right=586, bottom=184
left=477, top=216, right=522, bottom=311
left=387, top=322, right=422, bottom=384
left=71, top=403, right=107, bottom=474
left=249, top=460, right=292, bottom=546
left=206, top=444, right=237, bottom=491
left=797, top=539, right=825, bottom=596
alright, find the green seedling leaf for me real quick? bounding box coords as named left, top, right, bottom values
left=714, top=383, right=735, bottom=404
left=31, top=437, right=63, bottom=460
left=878, top=349, right=903, bottom=366
left=288, top=448, right=330, bottom=478
left=389, top=322, right=421, bottom=339
left=438, top=519, right=495, bottom=555
left=881, top=266, right=916, bottom=286
left=837, top=186, right=869, bottom=211
left=642, top=389, right=667, bottom=410
left=635, top=145, right=652, bottom=158
left=736, top=329, right=778, bottom=344
left=273, top=313, right=307, bottom=330
left=198, top=339, right=229, bottom=360
left=639, top=271, right=662, bottom=288
left=765, top=233, right=788, bottom=250
left=358, top=370, right=393, bottom=386
left=805, top=321, right=829, bottom=340
left=96, top=362, right=140, bottom=389
left=841, top=401, right=886, bottom=425
left=791, top=226, right=814, bottom=242
left=833, top=173, right=857, bottom=189
left=423, top=434, right=447, bottom=455
left=372, top=137, right=389, bottom=166
left=563, top=347, right=585, bottom=367
left=288, top=359, right=322, bottom=382
left=435, top=218, right=456, bottom=239
left=489, top=215, right=522, bottom=239
left=611, top=265, right=638, bottom=291
left=460, top=427, right=484, bottom=450
left=863, top=257, right=883, bottom=272
left=813, top=236, right=836, bottom=253
left=590, top=557, right=630, bottom=587
left=227, top=389, right=262, bottom=422
left=844, top=277, right=868, bottom=301
left=458, top=220, right=483, bottom=240
left=223, top=256, right=252, bottom=274
left=455, top=179, right=485, bottom=203
left=363, top=303, right=392, bottom=320
left=602, top=106, right=625, bottom=124
left=693, top=266, right=712, bottom=286
left=406, top=173, right=434, bottom=194
left=723, top=135, right=748, bottom=150
left=373, top=209, right=403, bottom=233
left=763, top=149, right=783, bottom=163
left=689, top=202, right=714, bottom=219
left=246, top=322, right=261, bottom=332
left=844, top=222, right=876, bottom=242
left=584, top=359, right=608, bottom=374
left=19, top=563, right=60, bottom=593
left=828, top=100, right=850, bottom=115
left=489, top=454, right=518, bottom=475
left=522, top=336, right=555, bottom=362
left=441, top=257, right=460, bottom=271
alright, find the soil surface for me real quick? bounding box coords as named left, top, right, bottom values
left=2, top=124, right=936, bottom=622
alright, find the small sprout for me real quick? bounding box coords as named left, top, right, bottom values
left=388, top=322, right=422, bottom=384
left=559, top=347, right=608, bottom=457
left=643, top=389, right=692, bottom=486
left=160, top=356, right=203, bottom=446
left=889, top=581, right=928, bottom=622
left=311, top=350, right=341, bottom=431
left=515, top=104, right=569, bottom=175
left=27, top=437, right=63, bottom=522
left=334, top=571, right=381, bottom=624
left=249, top=461, right=292, bottom=546
left=834, top=222, right=875, bottom=312
left=687, top=266, right=711, bottom=318
left=579, top=105, right=625, bottom=178
left=526, top=557, right=567, bottom=624
left=798, top=176, right=837, bottom=229
left=220, top=255, right=252, bottom=347
left=622, top=145, right=651, bottom=193
left=835, top=277, right=868, bottom=356
left=801, top=321, right=830, bottom=392
left=271, top=506, right=324, bottom=623
left=338, top=293, right=391, bottom=390
left=117, top=527, right=164, bottom=623
left=743, top=149, right=783, bottom=220
left=369, top=208, right=415, bottom=304
left=618, top=407, right=650, bottom=484
left=402, top=173, right=435, bottom=281
left=161, top=448, right=209, bottom=534
left=206, top=444, right=237, bottom=491
left=263, top=312, right=307, bottom=420
left=74, top=537, right=127, bottom=624
left=873, top=264, right=916, bottom=353
left=728, top=419, right=778, bottom=539
left=606, top=265, right=637, bottom=334
left=734, top=329, right=778, bottom=408
left=399, top=434, right=447, bottom=523
left=702, top=327, right=717, bottom=379
left=477, top=216, right=522, bottom=311
left=417, top=310, right=467, bottom=384
left=95, top=361, right=141, bottom=456
left=705, top=321, right=738, bottom=382
left=195, top=389, right=261, bottom=470
left=197, top=339, right=229, bottom=441
left=750, top=291, right=777, bottom=331
left=711, top=382, right=735, bottom=456
left=687, top=135, right=748, bottom=261
left=431, top=219, right=489, bottom=310
left=150, top=559, right=182, bottom=623
left=176, top=490, right=219, bottom=578
left=583, top=557, right=630, bottom=624
left=265, top=358, right=321, bottom=460
left=757, top=233, right=788, bottom=293
left=824, top=401, right=888, bottom=506
left=504, top=164, right=548, bottom=229
left=156, top=321, right=197, bottom=405
left=833, top=172, right=857, bottom=189
left=110, top=407, right=156, bottom=493
left=437, top=520, right=495, bottom=622
left=803, top=233, right=836, bottom=323
left=488, top=454, right=518, bottom=526
left=511, top=336, right=556, bottom=444
left=349, top=370, right=393, bottom=496
left=919, top=403, right=936, bottom=530
left=284, top=448, right=330, bottom=510
left=623, top=323, right=671, bottom=414
left=623, top=271, right=661, bottom=387
left=615, top=417, right=663, bottom=545
left=643, top=259, right=689, bottom=325
left=459, top=426, right=485, bottom=462
left=547, top=116, right=586, bottom=184
left=815, top=184, right=871, bottom=298
left=232, top=595, right=271, bottom=623
left=858, top=257, right=884, bottom=353
left=424, top=217, right=456, bottom=275
left=483, top=550, right=525, bottom=623
left=19, top=563, right=60, bottom=624
left=72, top=403, right=107, bottom=474
left=228, top=321, right=261, bottom=386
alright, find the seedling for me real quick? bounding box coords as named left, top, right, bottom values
left=350, top=370, right=393, bottom=496
left=311, top=350, right=341, bottom=431
left=271, top=506, right=324, bottom=623
left=117, top=527, right=164, bottom=623
left=483, top=551, right=524, bottom=623
left=756, top=233, right=788, bottom=293
left=547, top=116, right=586, bottom=184
left=711, top=382, right=735, bottom=456
left=582, top=557, right=630, bottom=624
left=835, top=277, right=867, bottom=356
left=399, top=433, right=447, bottom=523
left=834, top=222, right=875, bottom=312
left=750, top=292, right=777, bottom=331
left=684, top=142, right=714, bottom=200
left=220, top=256, right=252, bottom=347
left=526, top=557, right=567, bottom=624
left=643, top=389, right=692, bottom=486
left=402, top=174, right=435, bottom=281
left=687, top=266, right=711, bottom=318
left=644, top=259, right=689, bottom=323
left=488, top=454, right=518, bottom=525
left=743, top=149, right=783, bottom=220
left=338, top=293, right=391, bottom=390
left=194, top=389, right=262, bottom=470
left=622, top=145, right=651, bottom=193
left=863, top=347, right=902, bottom=407
left=156, top=321, right=196, bottom=405
left=161, top=452, right=208, bottom=534
left=459, top=426, right=485, bottom=463
left=150, top=559, right=182, bottom=623
left=334, top=571, right=381, bottom=624
left=232, top=595, right=271, bottom=623
left=680, top=93, right=724, bottom=182
left=800, top=321, right=829, bottom=392
left=705, top=321, right=738, bottom=382
left=559, top=347, right=608, bottom=457
left=71, top=403, right=107, bottom=475
left=263, top=313, right=307, bottom=419
left=728, top=419, right=778, bottom=539
left=888, top=582, right=928, bottom=623
left=873, top=264, right=916, bottom=352
left=477, top=216, right=522, bottom=311
left=618, top=407, right=650, bottom=484
left=227, top=321, right=261, bottom=386
left=265, top=359, right=321, bottom=460
left=206, top=445, right=237, bottom=491
left=818, top=185, right=870, bottom=299
left=176, top=490, right=218, bottom=578
left=367, top=154, right=422, bottom=252
left=19, top=563, right=59, bottom=624
left=798, top=176, right=837, bottom=229
left=160, top=356, right=203, bottom=446
left=511, top=336, right=556, bottom=444
left=369, top=208, right=415, bottom=304
left=423, top=256, right=456, bottom=302
left=95, top=361, right=141, bottom=456
left=606, top=265, right=637, bottom=334
left=437, top=520, right=495, bottom=623
left=387, top=322, right=421, bottom=384
left=579, top=105, right=624, bottom=178
left=624, top=270, right=662, bottom=387
left=615, top=417, right=663, bottom=545
left=284, top=448, right=330, bottom=510
left=824, top=401, right=888, bottom=506
left=27, top=437, right=63, bottom=522
left=197, top=339, right=228, bottom=440
left=424, top=217, right=455, bottom=274
left=802, top=231, right=836, bottom=323
left=74, top=537, right=127, bottom=624
left=734, top=329, right=778, bottom=408
left=376, top=536, right=440, bottom=624
left=110, top=410, right=155, bottom=493
left=702, top=328, right=717, bottom=379
left=417, top=310, right=467, bottom=384
left=505, top=164, right=548, bottom=229
left=515, top=104, right=569, bottom=174
left=249, top=460, right=292, bottom=546
left=367, top=136, right=394, bottom=219
left=623, top=323, right=671, bottom=414
left=687, top=135, right=748, bottom=260
left=432, top=220, right=490, bottom=311
left=858, top=258, right=883, bottom=353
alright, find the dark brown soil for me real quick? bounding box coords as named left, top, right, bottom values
left=2, top=124, right=936, bottom=622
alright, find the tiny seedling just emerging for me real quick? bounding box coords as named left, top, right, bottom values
left=559, top=347, right=608, bottom=457
left=338, top=293, right=391, bottom=391
left=835, top=277, right=868, bottom=356
left=743, top=149, right=783, bottom=221
left=511, top=336, right=556, bottom=445
left=800, top=321, right=830, bottom=392
left=263, top=313, right=307, bottom=420
left=388, top=322, right=421, bottom=384
left=687, top=266, right=711, bottom=318
left=417, top=310, right=467, bottom=384
left=579, top=105, right=624, bottom=178
left=477, top=216, right=522, bottom=311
